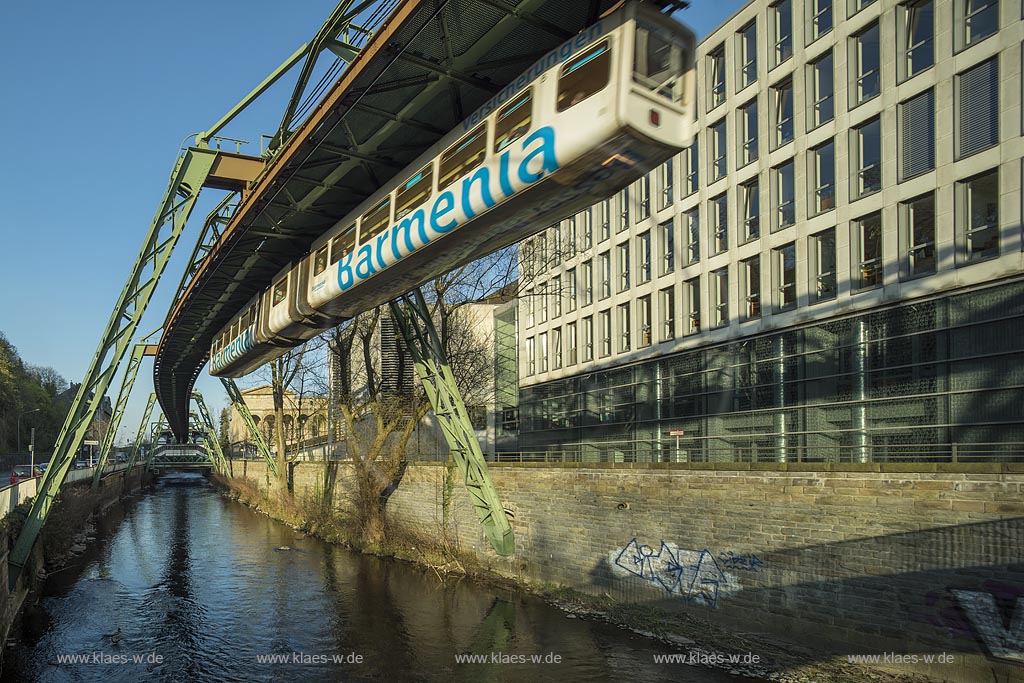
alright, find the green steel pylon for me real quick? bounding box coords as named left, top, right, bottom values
left=123, top=393, right=157, bottom=474
left=221, top=377, right=278, bottom=477
left=8, top=148, right=219, bottom=588
left=92, top=342, right=157, bottom=489
left=192, top=392, right=228, bottom=475
left=389, top=288, right=514, bottom=556
left=145, top=414, right=166, bottom=469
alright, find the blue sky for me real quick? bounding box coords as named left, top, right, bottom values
left=0, top=0, right=746, bottom=447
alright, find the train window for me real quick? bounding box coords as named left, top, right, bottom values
left=395, top=164, right=433, bottom=219
left=438, top=123, right=487, bottom=192
left=330, top=225, right=356, bottom=265
left=494, top=89, right=533, bottom=153
left=272, top=278, right=287, bottom=306
left=313, top=246, right=329, bottom=276
left=239, top=310, right=249, bottom=330
left=557, top=41, right=611, bottom=112
left=360, top=196, right=392, bottom=244
left=634, top=26, right=688, bottom=103
left=229, top=321, right=238, bottom=339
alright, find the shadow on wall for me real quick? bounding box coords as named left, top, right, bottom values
left=590, top=518, right=1023, bottom=667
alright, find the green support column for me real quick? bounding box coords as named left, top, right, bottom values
left=92, top=343, right=156, bottom=489
left=192, top=392, right=228, bottom=475
left=8, top=148, right=219, bottom=588
left=145, top=415, right=166, bottom=470
left=221, top=378, right=278, bottom=477
left=123, top=393, right=157, bottom=474
left=389, top=289, right=514, bottom=556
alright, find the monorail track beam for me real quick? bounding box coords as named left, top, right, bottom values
left=389, top=288, right=514, bottom=556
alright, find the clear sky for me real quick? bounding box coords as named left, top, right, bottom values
left=0, top=0, right=747, bottom=448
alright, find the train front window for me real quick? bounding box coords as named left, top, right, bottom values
left=396, top=164, right=433, bottom=219
left=330, top=225, right=355, bottom=264
left=439, top=124, right=487, bottom=192
left=272, top=279, right=287, bottom=306
left=313, top=246, right=328, bottom=276
left=557, top=41, right=611, bottom=112
left=494, top=89, right=533, bottom=153
left=360, top=196, right=392, bottom=244
left=634, top=25, right=688, bottom=103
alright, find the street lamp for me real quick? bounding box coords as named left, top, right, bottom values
left=17, top=408, right=41, bottom=456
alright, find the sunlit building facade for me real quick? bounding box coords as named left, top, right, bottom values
left=511, top=0, right=1024, bottom=462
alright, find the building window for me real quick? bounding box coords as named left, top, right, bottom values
left=711, top=192, right=728, bottom=254
left=902, top=192, right=936, bottom=278
left=564, top=217, right=577, bottom=259
left=660, top=286, right=676, bottom=341
left=637, top=231, right=652, bottom=283
left=737, top=21, right=757, bottom=89
left=708, top=45, right=726, bottom=110
left=580, top=208, right=593, bottom=250
left=852, top=22, right=880, bottom=106
left=957, top=58, right=999, bottom=159
left=959, top=0, right=998, bottom=50
left=599, top=309, right=612, bottom=357
left=773, top=160, right=796, bottom=230
left=525, top=288, right=535, bottom=327
left=636, top=175, right=651, bottom=222
left=853, top=117, right=882, bottom=199
left=659, top=219, right=675, bottom=275
left=811, top=228, right=836, bottom=302
left=538, top=282, right=548, bottom=323
left=772, top=79, right=794, bottom=148
left=712, top=268, right=729, bottom=327
left=658, top=161, right=674, bottom=211
left=685, top=277, right=701, bottom=334
left=566, top=321, right=578, bottom=365
left=742, top=256, right=761, bottom=320
left=599, top=251, right=611, bottom=299
left=526, top=337, right=535, bottom=375
left=551, top=328, right=562, bottom=370
left=900, top=89, right=935, bottom=180
left=739, top=98, right=758, bottom=166
left=710, top=118, right=727, bottom=181
left=581, top=259, right=593, bottom=306
left=550, top=224, right=561, bottom=262
left=771, top=0, right=793, bottom=67
left=900, top=0, right=933, bottom=81
left=810, top=0, right=833, bottom=42
left=685, top=208, right=700, bottom=264
left=775, top=242, right=797, bottom=311
left=741, top=178, right=760, bottom=242
left=678, top=148, right=696, bottom=202
left=809, top=50, right=834, bottom=128
left=811, top=140, right=835, bottom=215
left=853, top=212, right=883, bottom=290
left=616, top=188, right=630, bottom=232
left=958, top=170, right=999, bottom=263
left=850, top=0, right=877, bottom=16
left=551, top=274, right=562, bottom=318
left=639, top=295, right=652, bottom=347
left=566, top=268, right=576, bottom=312
left=583, top=316, right=594, bottom=361
left=599, top=198, right=611, bottom=242
left=617, top=242, right=630, bottom=292
left=539, top=332, right=548, bottom=373
left=618, top=303, right=631, bottom=352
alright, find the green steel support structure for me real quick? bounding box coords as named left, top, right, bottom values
left=192, top=393, right=228, bottom=475
left=389, top=289, right=514, bottom=556
left=123, top=393, right=157, bottom=475
left=220, top=378, right=278, bottom=476
left=6, top=149, right=219, bottom=588
left=145, top=415, right=166, bottom=469
left=91, top=343, right=156, bottom=489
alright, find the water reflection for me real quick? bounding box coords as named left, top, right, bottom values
left=3, top=473, right=742, bottom=683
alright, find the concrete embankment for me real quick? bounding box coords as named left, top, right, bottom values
left=221, top=458, right=1024, bottom=683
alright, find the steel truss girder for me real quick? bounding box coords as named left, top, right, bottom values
left=145, top=414, right=166, bottom=469
left=191, top=392, right=228, bottom=475
left=124, top=393, right=157, bottom=474
left=7, top=148, right=219, bottom=588
left=92, top=342, right=155, bottom=489
left=221, top=378, right=278, bottom=476
left=389, top=288, right=513, bottom=556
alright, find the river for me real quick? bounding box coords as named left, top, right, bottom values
left=2, top=472, right=747, bottom=682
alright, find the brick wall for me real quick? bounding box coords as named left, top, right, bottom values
left=230, top=460, right=1024, bottom=680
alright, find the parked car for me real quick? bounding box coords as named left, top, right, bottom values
left=37, top=462, right=49, bottom=473
left=74, top=460, right=88, bottom=470
left=10, top=465, right=43, bottom=485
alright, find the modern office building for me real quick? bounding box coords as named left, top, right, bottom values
left=511, top=0, right=1023, bottom=462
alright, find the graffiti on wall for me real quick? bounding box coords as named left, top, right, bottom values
left=924, top=581, right=1023, bottom=664
left=611, top=538, right=757, bottom=608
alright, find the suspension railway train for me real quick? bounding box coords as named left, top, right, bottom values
left=210, top=1, right=697, bottom=377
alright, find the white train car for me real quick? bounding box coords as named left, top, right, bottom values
left=211, top=0, right=696, bottom=377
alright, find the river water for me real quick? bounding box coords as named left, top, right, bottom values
left=2, top=472, right=746, bottom=682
